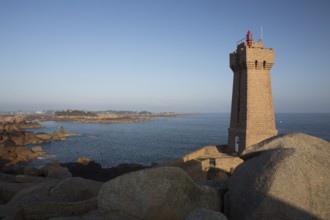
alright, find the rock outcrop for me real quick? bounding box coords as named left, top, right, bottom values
left=227, top=133, right=330, bottom=220
left=161, top=145, right=243, bottom=182
left=186, top=208, right=228, bottom=220
left=47, top=166, right=72, bottom=179
left=0, top=127, right=75, bottom=166
left=0, top=163, right=74, bottom=205
left=0, top=115, right=76, bottom=149
left=0, top=145, right=44, bottom=167
left=1, top=177, right=103, bottom=220
left=48, top=210, right=102, bottom=220
left=62, top=160, right=146, bottom=182
left=0, top=130, right=76, bottom=147
left=0, top=172, right=35, bottom=204
left=98, top=167, right=220, bottom=220
left=0, top=115, right=42, bottom=130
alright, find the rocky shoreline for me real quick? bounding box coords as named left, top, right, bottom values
left=0, top=115, right=42, bottom=130
left=0, top=116, right=329, bottom=220
left=0, top=113, right=191, bottom=167
left=0, top=116, right=77, bottom=167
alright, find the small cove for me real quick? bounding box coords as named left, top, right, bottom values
left=27, top=113, right=330, bottom=168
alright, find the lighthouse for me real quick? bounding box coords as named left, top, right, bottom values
left=228, top=31, right=278, bottom=155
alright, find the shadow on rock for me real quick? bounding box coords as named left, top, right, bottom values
left=62, top=160, right=147, bottom=182
left=227, top=133, right=330, bottom=220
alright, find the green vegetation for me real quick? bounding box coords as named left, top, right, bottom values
left=55, top=109, right=97, bottom=117
left=95, top=110, right=152, bottom=115
left=138, top=111, right=152, bottom=115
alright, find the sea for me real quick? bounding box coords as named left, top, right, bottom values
left=27, top=113, right=330, bottom=168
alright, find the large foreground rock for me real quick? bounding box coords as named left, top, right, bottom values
left=228, top=133, right=330, bottom=220
left=98, top=167, right=220, bottom=220
left=1, top=177, right=103, bottom=220
left=48, top=210, right=101, bottom=220
left=186, top=208, right=228, bottom=220
left=0, top=181, right=34, bottom=204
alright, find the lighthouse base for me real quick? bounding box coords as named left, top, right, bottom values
left=228, top=128, right=278, bottom=155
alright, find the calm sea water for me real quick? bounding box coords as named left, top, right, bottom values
left=27, top=113, right=330, bottom=168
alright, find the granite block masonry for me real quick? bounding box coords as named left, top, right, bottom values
left=228, top=31, right=278, bottom=154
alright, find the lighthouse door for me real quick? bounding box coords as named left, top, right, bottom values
left=235, top=136, right=239, bottom=153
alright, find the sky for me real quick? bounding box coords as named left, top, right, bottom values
left=0, top=0, right=329, bottom=113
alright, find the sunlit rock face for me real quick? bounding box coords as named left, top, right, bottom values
left=98, top=167, right=220, bottom=220
left=228, top=133, right=330, bottom=220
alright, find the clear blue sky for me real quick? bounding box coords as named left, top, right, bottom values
left=1, top=0, right=329, bottom=113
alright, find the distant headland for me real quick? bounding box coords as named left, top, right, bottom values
left=0, top=109, right=194, bottom=124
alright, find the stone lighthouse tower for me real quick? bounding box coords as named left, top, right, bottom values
left=228, top=31, right=277, bottom=154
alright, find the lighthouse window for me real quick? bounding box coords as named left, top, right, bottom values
left=209, top=158, right=216, bottom=166
left=263, top=61, right=266, bottom=69
left=255, top=60, right=258, bottom=69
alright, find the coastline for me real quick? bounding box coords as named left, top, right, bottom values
left=1, top=114, right=329, bottom=219
left=0, top=115, right=77, bottom=168
left=31, top=112, right=196, bottom=124
left=0, top=112, right=195, bottom=168
left=1, top=133, right=328, bottom=220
